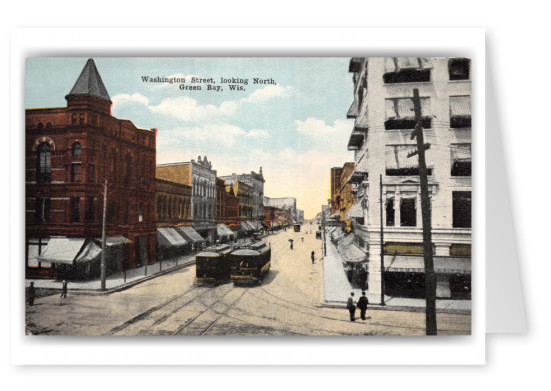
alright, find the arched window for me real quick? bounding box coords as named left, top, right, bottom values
left=37, top=122, right=44, bottom=130
left=36, top=142, right=51, bottom=183
left=72, top=142, right=82, bottom=157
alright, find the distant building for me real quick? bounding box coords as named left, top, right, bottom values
left=330, top=167, right=343, bottom=215
left=345, top=57, right=471, bottom=299
left=224, top=186, right=241, bottom=231
left=219, top=168, right=265, bottom=222
left=225, top=180, right=253, bottom=223
left=156, top=156, right=217, bottom=243
left=264, top=196, right=298, bottom=223
left=25, top=58, right=157, bottom=279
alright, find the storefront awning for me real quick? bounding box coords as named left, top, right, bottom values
left=384, top=255, right=471, bottom=274
left=217, top=224, right=236, bottom=238
left=341, top=243, right=367, bottom=263
left=175, top=226, right=205, bottom=243
left=157, top=228, right=188, bottom=248
left=345, top=197, right=364, bottom=219
left=94, top=236, right=131, bottom=246
left=37, top=237, right=101, bottom=265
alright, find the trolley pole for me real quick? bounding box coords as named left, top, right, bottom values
left=408, top=88, right=437, bottom=335
left=100, top=179, right=108, bottom=291
left=379, top=174, right=385, bottom=306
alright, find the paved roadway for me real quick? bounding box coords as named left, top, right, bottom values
left=25, top=227, right=471, bottom=336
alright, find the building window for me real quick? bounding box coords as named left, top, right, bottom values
left=385, top=145, right=433, bottom=176
left=85, top=196, right=94, bottom=223
left=35, top=196, right=50, bottom=223
left=71, top=164, right=81, bottom=182
left=36, top=142, right=51, bottom=183
left=450, top=95, right=471, bottom=128
left=400, top=198, right=417, bottom=227
left=72, top=142, right=82, bottom=157
left=451, top=144, right=471, bottom=176
left=70, top=196, right=81, bottom=222
left=385, top=97, right=432, bottom=130
left=71, top=113, right=77, bottom=124
left=138, top=205, right=143, bottom=222
left=452, top=191, right=471, bottom=228
left=79, top=113, right=85, bottom=125
left=386, top=198, right=395, bottom=226
left=383, top=57, right=432, bottom=84
left=449, top=58, right=470, bottom=81
left=86, top=164, right=95, bottom=182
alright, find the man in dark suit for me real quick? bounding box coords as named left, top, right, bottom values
left=346, top=292, right=356, bottom=321
left=357, top=291, right=369, bottom=320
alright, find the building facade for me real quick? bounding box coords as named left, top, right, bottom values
left=155, top=178, right=192, bottom=227
left=264, top=197, right=298, bottom=223
left=219, top=168, right=265, bottom=222
left=346, top=57, right=471, bottom=299
left=25, top=59, right=157, bottom=278
left=156, top=156, right=217, bottom=243
left=224, top=186, right=241, bottom=231
left=225, top=180, right=253, bottom=222
left=330, top=167, right=343, bottom=215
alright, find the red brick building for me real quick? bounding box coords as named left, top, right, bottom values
left=25, top=59, right=157, bottom=279
left=224, top=186, right=241, bottom=231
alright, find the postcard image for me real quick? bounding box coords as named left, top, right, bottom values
left=24, top=57, right=472, bottom=336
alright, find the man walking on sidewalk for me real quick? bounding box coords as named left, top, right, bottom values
left=27, top=282, right=36, bottom=306
left=311, top=250, right=315, bottom=264
left=346, top=292, right=356, bottom=321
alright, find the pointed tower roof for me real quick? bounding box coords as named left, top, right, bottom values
left=67, top=59, right=111, bottom=101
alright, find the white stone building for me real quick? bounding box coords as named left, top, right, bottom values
left=346, top=57, right=471, bottom=299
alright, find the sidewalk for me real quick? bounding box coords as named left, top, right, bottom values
left=25, top=253, right=196, bottom=294
left=321, top=238, right=471, bottom=314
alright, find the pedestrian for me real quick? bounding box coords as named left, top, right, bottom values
left=301, top=237, right=304, bottom=242
left=27, top=282, right=36, bottom=306
left=346, top=292, right=356, bottom=321
left=357, top=291, right=369, bottom=320
left=311, top=250, right=315, bottom=264
left=60, top=280, right=68, bottom=298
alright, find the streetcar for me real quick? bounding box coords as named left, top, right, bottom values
left=228, top=240, right=271, bottom=284
left=293, top=224, right=301, bottom=232
left=195, top=244, right=232, bottom=283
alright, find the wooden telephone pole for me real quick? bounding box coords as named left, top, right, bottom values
left=408, top=89, right=437, bottom=335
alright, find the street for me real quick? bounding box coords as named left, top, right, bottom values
left=25, top=228, right=471, bottom=336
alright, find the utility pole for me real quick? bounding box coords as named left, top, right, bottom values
left=408, top=89, right=437, bottom=335
left=101, top=179, right=108, bottom=291
left=379, top=174, right=385, bottom=306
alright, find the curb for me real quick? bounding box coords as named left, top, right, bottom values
left=319, top=302, right=471, bottom=315
left=58, top=260, right=196, bottom=296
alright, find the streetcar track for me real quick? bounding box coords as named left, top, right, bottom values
left=171, top=285, right=244, bottom=335
left=109, top=285, right=201, bottom=335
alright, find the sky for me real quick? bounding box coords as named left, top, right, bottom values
left=25, top=57, right=355, bottom=219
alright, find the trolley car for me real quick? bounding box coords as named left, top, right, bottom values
left=293, top=224, right=301, bottom=232
left=229, top=240, right=271, bottom=284
left=195, top=244, right=232, bottom=283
